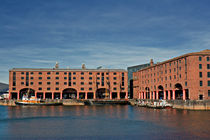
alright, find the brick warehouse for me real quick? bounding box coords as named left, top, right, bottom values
left=133, top=50, right=210, bottom=100
left=9, top=65, right=128, bottom=100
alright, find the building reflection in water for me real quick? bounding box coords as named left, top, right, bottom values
left=2, top=105, right=210, bottom=139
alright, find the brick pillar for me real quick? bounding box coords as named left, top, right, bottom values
left=150, top=92, right=152, bottom=99
left=153, top=91, right=155, bottom=100
left=35, top=92, right=37, bottom=99
left=183, top=89, right=186, bottom=100
left=94, top=92, right=96, bottom=99
left=43, top=92, right=46, bottom=100
left=144, top=92, right=146, bottom=99
left=138, top=92, right=140, bottom=99
left=110, top=92, right=112, bottom=100
left=117, top=92, right=120, bottom=99
left=173, top=90, right=175, bottom=100
left=60, top=92, right=63, bottom=99
left=141, top=92, right=143, bottom=99
left=52, top=92, right=54, bottom=100
left=9, top=92, right=11, bottom=100
left=156, top=91, right=159, bottom=100
left=77, top=92, right=79, bottom=100
left=164, top=91, right=166, bottom=100
left=17, top=92, right=20, bottom=100
left=168, top=90, right=171, bottom=100
left=85, top=92, right=88, bottom=100
left=125, top=92, right=128, bottom=99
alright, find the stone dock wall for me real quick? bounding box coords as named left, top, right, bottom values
left=130, top=99, right=210, bottom=110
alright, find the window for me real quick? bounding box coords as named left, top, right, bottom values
left=56, top=82, right=59, bottom=85
left=30, top=82, right=33, bottom=85
left=64, top=77, right=67, bottom=80
left=113, top=87, right=117, bottom=90
left=47, top=87, right=50, bottom=90
left=39, top=77, right=42, bottom=80
left=208, top=81, right=210, bottom=86
left=207, top=64, right=210, bottom=69
left=185, top=82, right=187, bottom=86
left=114, top=72, right=117, bottom=75
left=81, top=82, right=84, bottom=85
left=56, top=87, right=59, bottom=90
left=73, top=82, right=76, bottom=85
left=73, top=72, right=76, bottom=75
left=89, top=77, right=92, bottom=80
left=39, top=82, right=42, bottom=85
left=200, top=81, right=203, bottom=86
left=47, top=77, right=51, bottom=80
left=114, top=82, right=117, bottom=85
left=73, top=77, right=76, bottom=80
left=56, top=72, right=59, bottom=75
left=174, top=75, right=176, bottom=79
left=89, top=72, right=92, bottom=75
left=47, top=82, right=50, bottom=85
left=47, top=72, right=51, bottom=75
left=30, top=77, right=34, bottom=80
left=56, top=77, right=59, bottom=80
left=81, top=72, right=84, bottom=75
left=199, top=56, right=202, bottom=61
left=64, top=72, right=67, bottom=75
left=12, top=88, right=16, bottom=90
left=97, top=72, right=100, bottom=75
left=89, top=82, right=92, bottom=85
left=21, top=82, right=24, bottom=85
left=208, top=90, right=210, bottom=97
left=39, top=72, right=42, bottom=75
left=113, top=77, right=117, bottom=80
left=64, top=82, right=67, bottom=85
left=81, top=88, right=84, bottom=90
left=38, top=88, right=42, bottom=90
left=106, top=77, right=109, bottom=80
left=89, top=88, right=92, bottom=91
left=21, top=72, right=24, bottom=74
left=81, top=77, right=84, bottom=80
left=199, top=72, right=202, bottom=78
left=21, top=77, right=24, bottom=80
left=122, top=73, right=124, bottom=76
left=207, top=57, right=210, bottom=61
left=208, top=72, right=210, bottom=78
left=30, top=72, right=33, bottom=75
left=199, top=64, right=202, bottom=69
left=97, top=77, right=100, bottom=80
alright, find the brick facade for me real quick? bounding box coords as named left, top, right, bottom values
left=9, top=68, right=128, bottom=100
left=133, top=50, right=210, bottom=100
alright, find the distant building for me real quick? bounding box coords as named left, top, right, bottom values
left=133, top=50, right=210, bottom=100
left=9, top=65, right=128, bottom=100
left=127, top=63, right=150, bottom=98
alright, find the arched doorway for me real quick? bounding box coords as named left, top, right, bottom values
left=62, top=88, right=77, bottom=99
left=158, top=85, right=164, bottom=99
left=174, top=83, right=183, bottom=100
left=145, top=87, right=150, bottom=99
left=96, top=88, right=109, bottom=99
left=19, top=88, right=35, bottom=99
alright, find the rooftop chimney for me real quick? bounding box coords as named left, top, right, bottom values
left=82, top=64, right=86, bottom=69
left=55, top=62, right=59, bottom=69
left=150, top=59, right=154, bottom=66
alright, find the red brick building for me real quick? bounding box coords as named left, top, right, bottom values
left=133, top=50, right=210, bottom=100
left=9, top=66, right=128, bottom=100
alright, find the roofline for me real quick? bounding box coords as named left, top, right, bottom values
left=137, top=49, right=210, bottom=72
left=9, top=68, right=127, bottom=72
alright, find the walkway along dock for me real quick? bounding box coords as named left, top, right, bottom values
left=130, top=99, right=210, bottom=110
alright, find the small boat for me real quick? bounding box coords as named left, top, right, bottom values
left=15, top=89, right=62, bottom=106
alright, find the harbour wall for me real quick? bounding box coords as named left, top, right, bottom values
left=130, top=99, right=210, bottom=110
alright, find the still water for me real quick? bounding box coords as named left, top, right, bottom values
left=0, top=105, right=209, bottom=140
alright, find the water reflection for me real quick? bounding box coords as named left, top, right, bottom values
left=0, top=105, right=209, bottom=140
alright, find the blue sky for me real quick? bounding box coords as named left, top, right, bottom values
left=0, top=0, right=210, bottom=83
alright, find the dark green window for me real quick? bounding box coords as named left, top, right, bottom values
left=208, top=72, right=210, bottom=78
left=199, top=72, right=202, bottom=78
left=199, top=56, right=202, bottom=61
left=200, top=81, right=203, bottom=86
left=208, top=81, right=210, bottom=86
left=199, top=64, right=202, bottom=69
